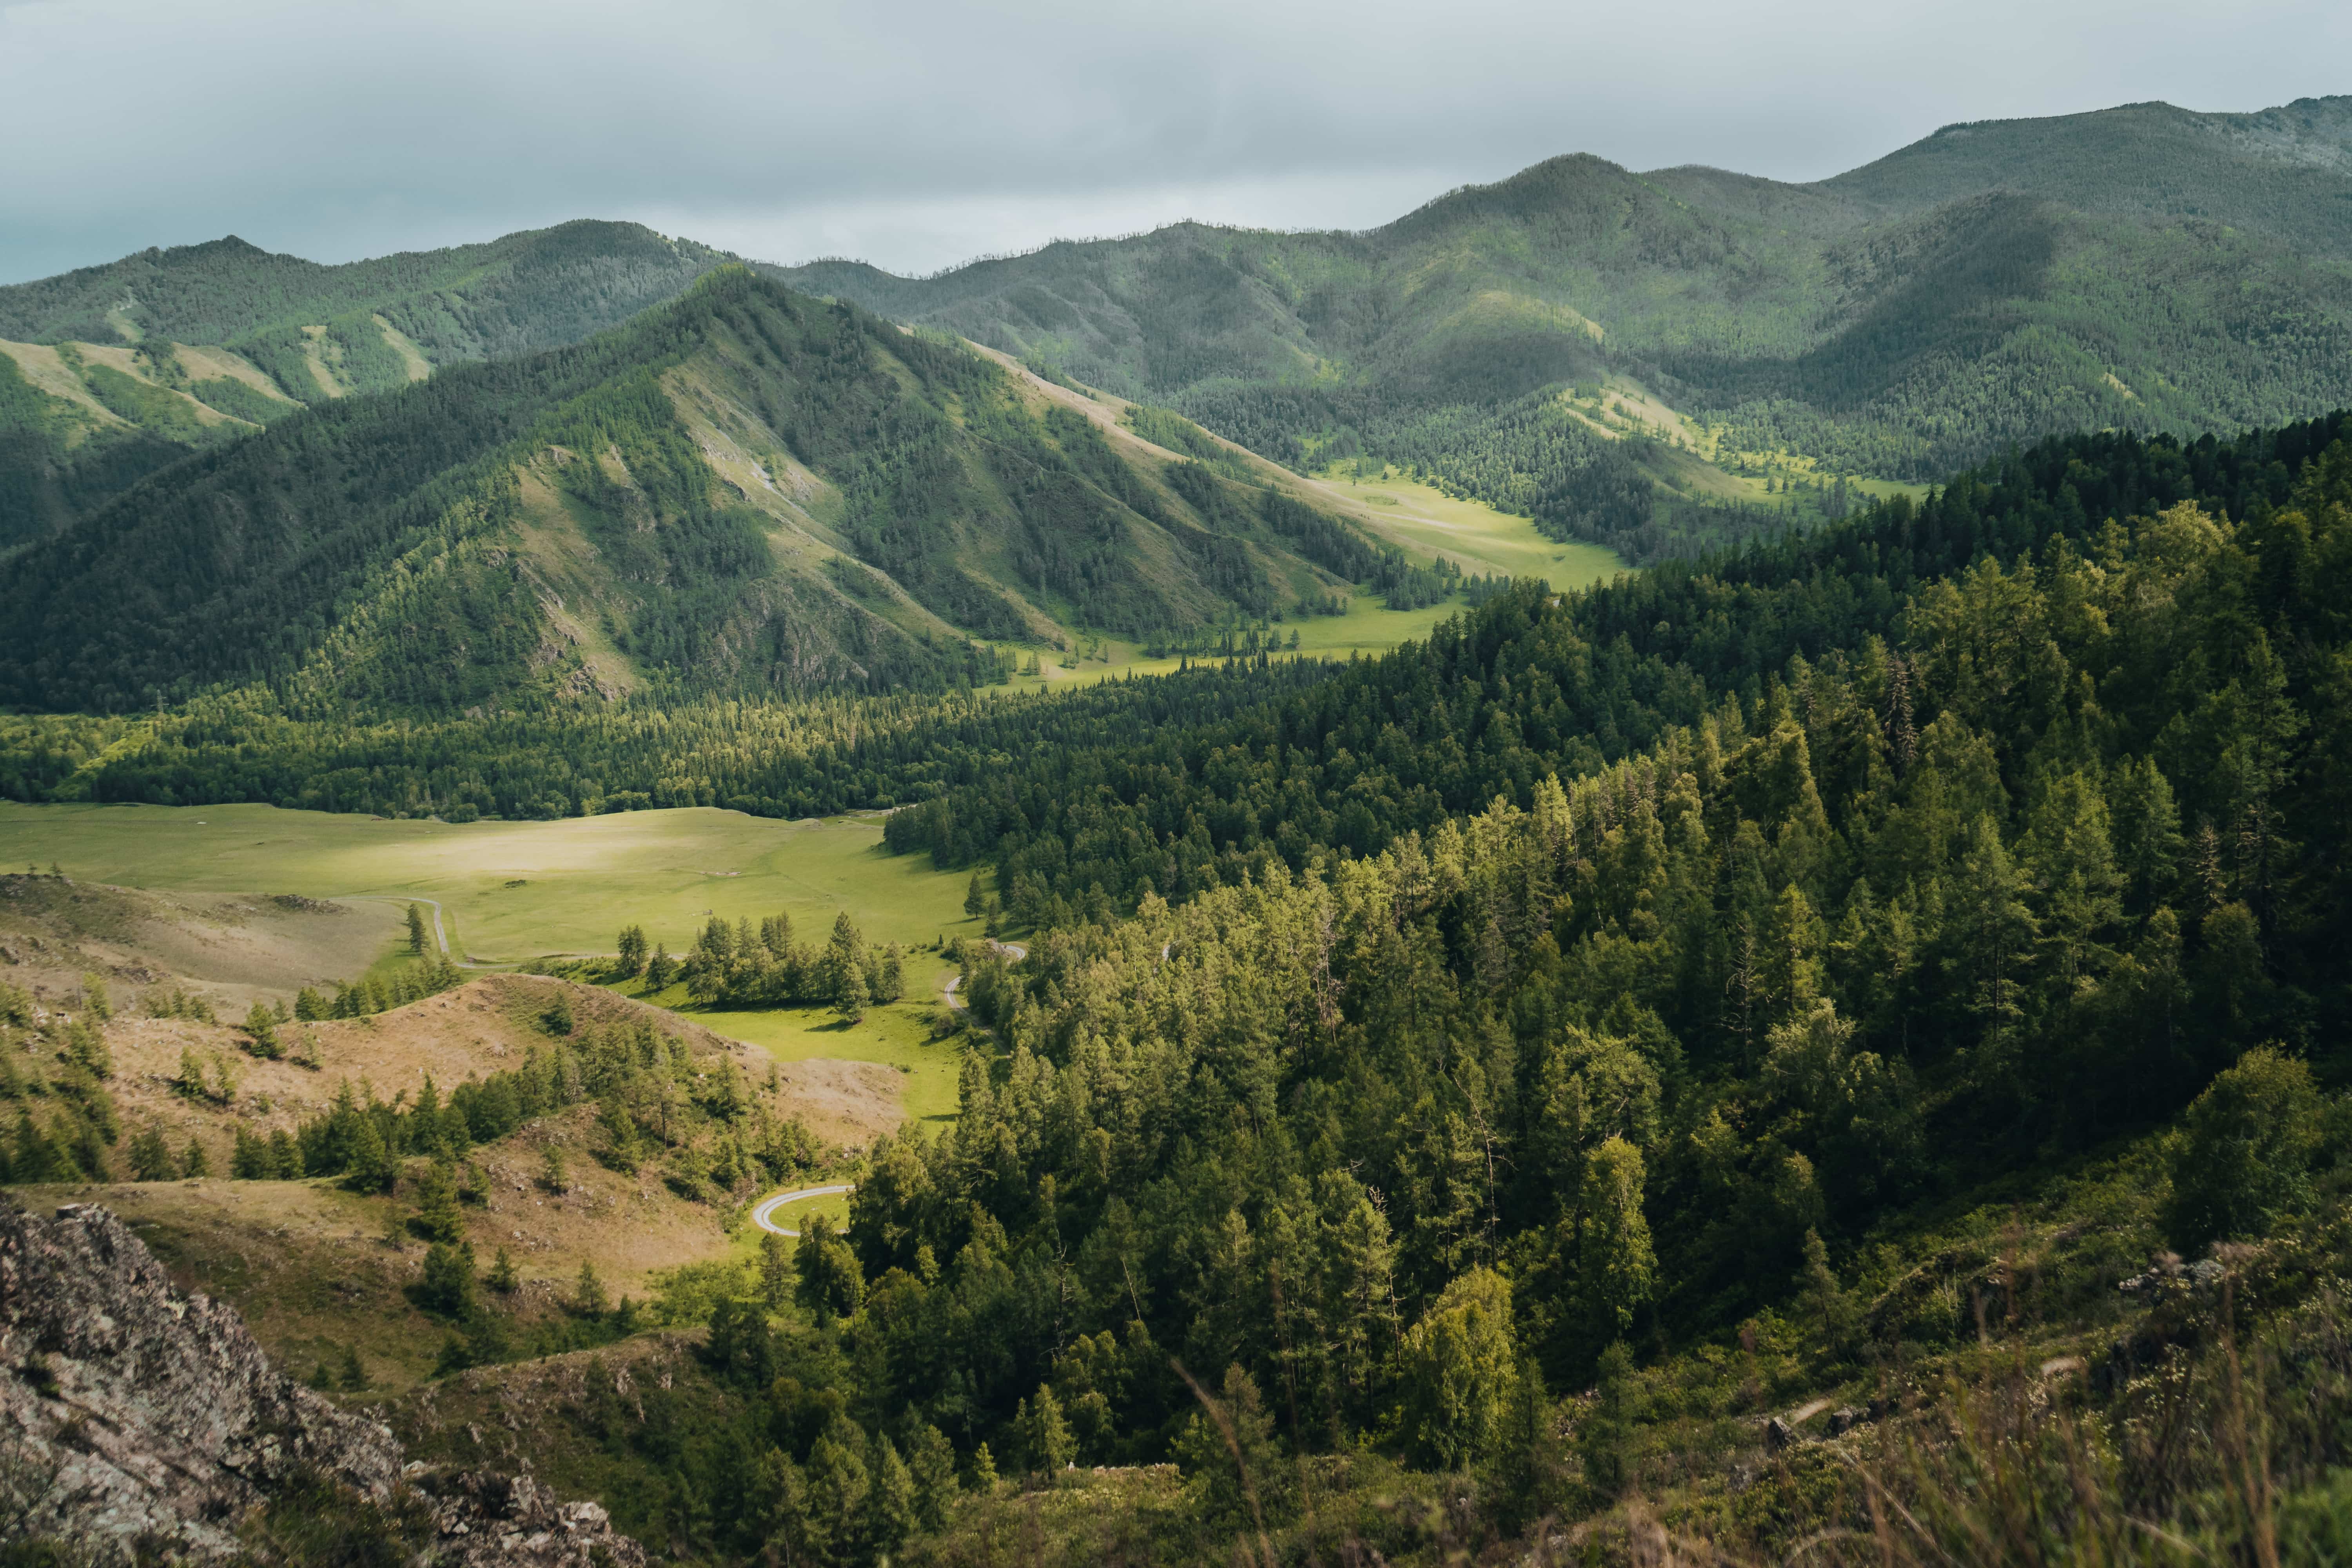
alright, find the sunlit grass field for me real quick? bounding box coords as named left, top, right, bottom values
left=615, top=978, right=969, bottom=1129
left=992, top=469, right=1624, bottom=694
left=0, top=800, right=971, bottom=963
left=1308, top=463, right=1626, bottom=584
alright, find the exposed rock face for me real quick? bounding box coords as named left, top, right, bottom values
left=408, top=1466, right=647, bottom=1568
left=0, top=1198, right=642, bottom=1566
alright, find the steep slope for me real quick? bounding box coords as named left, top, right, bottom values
left=0, top=1197, right=648, bottom=1565
left=0, top=269, right=1403, bottom=715
left=0, top=222, right=733, bottom=545
left=773, top=94, right=2352, bottom=546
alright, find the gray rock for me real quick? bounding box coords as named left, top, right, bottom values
left=0, top=1196, right=641, bottom=1566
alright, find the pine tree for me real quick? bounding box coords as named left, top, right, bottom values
left=413, top=1160, right=464, bottom=1243
left=407, top=903, right=430, bottom=957
left=244, top=1001, right=281, bottom=1060
left=1796, top=1229, right=1858, bottom=1367
left=345, top=1114, right=397, bottom=1194
left=759, top=1230, right=792, bottom=1311
left=180, top=1139, right=210, bottom=1179
left=1570, top=1137, right=1657, bottom=1369
left=1488, top=1353, right=1566, bottom=1534
left=867, top=1434, right=916, bottom=1556
left=1028, top=1384, right=1076, bottom=1477
left=486, top=1247, right=521, bottom=1294
left=127, top=1126, right=174, bottom=1181
left=794, top=1213, right=865, bottom=1327
left=418, top=1241, right=478, bottom=1319
left=573, top=1260, right=609, bottom=1317
left=1399, top=1267, right=1520, bottom=1470
left=1948, top=814, right=2039, bottom=1060
left=907, top=1421, right=960, bottom=1532
left=835, top=962, right=869, bottom=1024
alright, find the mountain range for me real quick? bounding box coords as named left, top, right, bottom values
left=0, top=268, right=1416, bottom=714
left=779, top=96, right=2352, bottom=513
left=3, top=93, right=2350, bottom=712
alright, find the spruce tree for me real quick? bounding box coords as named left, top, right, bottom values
left=243, top=1002, right=281, bottom=1060
left=867, top=1434, right=916, bottom=1557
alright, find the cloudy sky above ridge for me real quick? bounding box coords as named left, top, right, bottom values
left=1, top=0, right=2345, bottom=284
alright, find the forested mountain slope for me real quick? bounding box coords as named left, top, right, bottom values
left=776, top=96, right=2352, bottom=557
left=745, top=414, right=2352, bottom=1560
left=1819, top=95, right=2352, bottom=249
left=429, top=414, right=2352, bottom=1564
left=0, top=268, right=1405, bottom=715
left=0, top=221, right=732, bottom=543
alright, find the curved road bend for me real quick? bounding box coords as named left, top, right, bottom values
left=941, top=940, right=1026, bottom=1012
left=751, top=1183, right=857, bottom=1237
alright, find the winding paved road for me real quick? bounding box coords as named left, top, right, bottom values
left=751, top=1183, right=856, bottom=1237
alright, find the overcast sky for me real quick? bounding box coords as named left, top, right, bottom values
left=1, top=0, right=2345, bottom=285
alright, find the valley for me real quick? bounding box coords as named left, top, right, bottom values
left=5, top=83, right=2352, bottom=1568
left=0, top=801, right=971, bottom=964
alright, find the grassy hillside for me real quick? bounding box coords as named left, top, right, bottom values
left=0, top=222, right=735, bottom=544
left=775, top=95, right=2352, bottom=557
left=0, top=269, right=1444, bottom=714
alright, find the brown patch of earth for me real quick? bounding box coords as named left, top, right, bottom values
left=87, top=973, right=900, bottom=1169
left=0, top=873, right=403, bottom=1017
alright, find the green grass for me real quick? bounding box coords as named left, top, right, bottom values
left=1312, top=464, right=1626, bottom=584
left=619, top=982, right=967, bottom=1129
left=0, top=800, right=971, bottom=965
left=984, top=474, right=1623, bottom=695
left=999, top=590, right=1472, bottom=693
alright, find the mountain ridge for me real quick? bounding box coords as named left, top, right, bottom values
left=0, top=268, right=1432, bottom=715
left=769, top=93, right=2352, bottom=548
left=0, top=221, right=736, bottom=545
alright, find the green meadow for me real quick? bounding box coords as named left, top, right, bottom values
left=993, top=468, right=1624, bottom=694
left=0, top=800, right=972, bottom=964
left=619, top=978, right=968, bottom=1130
left=1310, top=464, right=1627, bottom=584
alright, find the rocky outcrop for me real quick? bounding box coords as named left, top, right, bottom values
left=0, top=1198, right=641, bottom=1565
left=408, top=1466, right=646, bottom=1568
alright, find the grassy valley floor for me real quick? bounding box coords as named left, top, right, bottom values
left=0, top=801, right=970, bottom=962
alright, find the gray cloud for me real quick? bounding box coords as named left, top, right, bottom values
left=2, top=0, right=2344, bottom=282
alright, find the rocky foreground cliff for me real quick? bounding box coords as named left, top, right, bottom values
left=0, top=1196, right=644, bottom=1565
